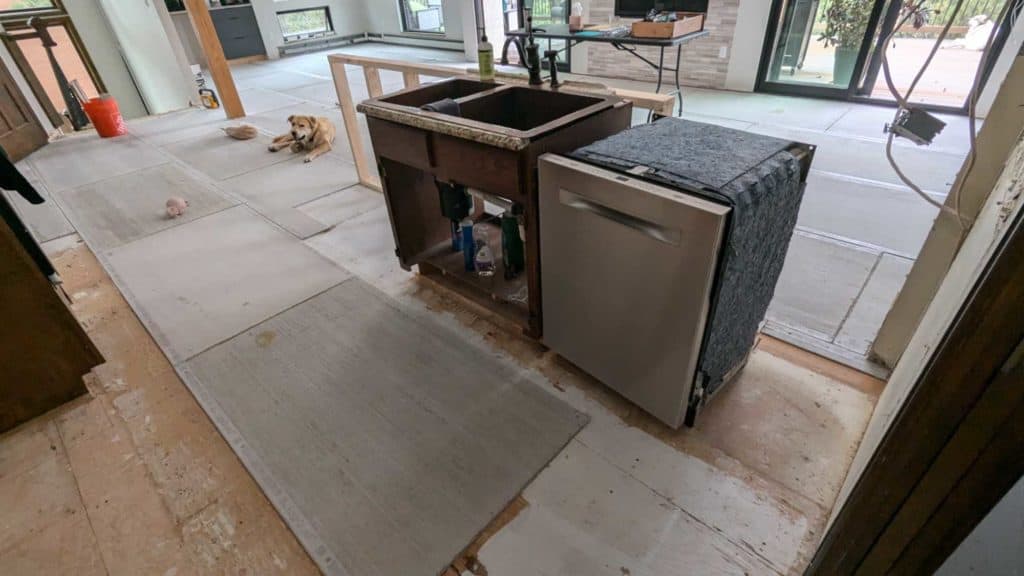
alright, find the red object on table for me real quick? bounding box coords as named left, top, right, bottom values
left=82, top=96, right=127, bottom=138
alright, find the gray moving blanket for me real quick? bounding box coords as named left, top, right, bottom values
left=571, top=118, right=809, bottom=415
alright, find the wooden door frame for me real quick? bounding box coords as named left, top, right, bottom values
left=0, top=1, right=106, bottom=127
left=806, top=203, right=1024, bottom=573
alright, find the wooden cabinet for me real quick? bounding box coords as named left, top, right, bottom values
left=363, top=82, right=633, bottom=337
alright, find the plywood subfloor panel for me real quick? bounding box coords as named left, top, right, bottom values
left=0, top=243, right=320, bottom=575
left=184, top=279, right=588, bottom=576
left=297, top=184, right=383, bottom=227
left=56, top=163, right=237, bottom=251
left=221, top=152, right=359, bottom=211
left=104, top=205, right=350, bottom=362
left=163, top=131, right=292, bottom=181
left=478, top=440, right=780, bottom=576
left=27, top=134, right=168, bottom=192
left=5, top=162, right=74, bottom=243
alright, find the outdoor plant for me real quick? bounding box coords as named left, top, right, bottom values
left=819, top=0, right=875, bottom=49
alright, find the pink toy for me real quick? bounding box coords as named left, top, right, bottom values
left=166, top=197, right=189, bottom=218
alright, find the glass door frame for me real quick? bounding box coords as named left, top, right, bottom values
left=755, top=0, right=1020, bottom=115
left=755, top=0, right=890, bottom=104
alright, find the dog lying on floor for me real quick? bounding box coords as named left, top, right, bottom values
left=268, top=115, right=336, bottom=163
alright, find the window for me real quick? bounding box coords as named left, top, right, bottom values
left=0, top=0, right=55, bottom=11
left=399, top=0, right=445, bottom=34
left=277, top=7, right=333, bottom=42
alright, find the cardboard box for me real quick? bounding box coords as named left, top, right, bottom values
left=630, top=12, right=705, bottom=39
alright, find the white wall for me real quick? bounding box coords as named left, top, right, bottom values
left=96, top=0, right=193, bottom=115
left=724, top=0, right=771, bottom=91
left=978, top=10, right=1024, bottom=117
left=251, top=0, right=369, bottom=59
left=64, top=0, right=149, bottom=119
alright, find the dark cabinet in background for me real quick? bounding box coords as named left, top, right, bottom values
left=210, top=6, right=265, bottom=60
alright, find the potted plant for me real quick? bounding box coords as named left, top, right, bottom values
left=819, top=0, right=873, bottom=86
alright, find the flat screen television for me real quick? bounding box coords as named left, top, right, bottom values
left=613, top=0, right=709, bottom=18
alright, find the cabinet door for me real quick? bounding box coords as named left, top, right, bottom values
left=0, top=56, right=47, bottom=161
left=378, top=157, right=451, bottom=269
left=1, top=200, right=103, bottom=432
left=210, top=8, right=266, bottom=59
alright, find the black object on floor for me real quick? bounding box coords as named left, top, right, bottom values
left=0, top=150, right=56, bottom=279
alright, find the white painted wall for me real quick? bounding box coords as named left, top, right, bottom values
left=978, top=11, right=1024, bottom=117
left=724, top=0, right=771, bottom=91
left=96, top=0, right=193, bottom=115
left=63, top=0, right=148, bottom=119
left=251, top=0, right=369, bottom=59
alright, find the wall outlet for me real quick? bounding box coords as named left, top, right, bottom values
left=719, top=46, right=729, bottom=59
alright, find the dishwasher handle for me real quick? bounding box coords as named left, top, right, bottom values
left=559, top=189, right=681, bottom=246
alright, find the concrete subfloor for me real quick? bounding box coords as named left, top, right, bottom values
left=0, top=43, right=907, bottom=574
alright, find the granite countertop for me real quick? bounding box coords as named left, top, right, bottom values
left=357, top=75, right=620, bottom=151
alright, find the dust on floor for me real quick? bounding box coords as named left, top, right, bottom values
left=0, top=239, right=318, bottom=575
left=0, top=235, right=882, bottom=576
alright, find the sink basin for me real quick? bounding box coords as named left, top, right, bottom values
left=359, top=77, right=624, bottom=150
left=457, top=87, right=605, bottom=131
left=381, top=78, right=496, bottom=108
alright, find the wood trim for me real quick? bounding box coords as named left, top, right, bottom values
left=402, top=70, right=420, bottom=88
left=184, top=0, right=243, bottom=119
left=227, top=54, right=267, bottom=66
left=890, top=365, right=1024, bottom=574
left=329, top=59, right=378, bottom=190
left=0, top=35, right=61, bottom=126
left=362, top=66, right=383, bottom=99
left=807, top=206, right=1024, bottom=574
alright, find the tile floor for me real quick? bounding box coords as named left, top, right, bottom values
left=1, top=41, right=960, bottom=575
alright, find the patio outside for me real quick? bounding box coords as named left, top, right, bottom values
left=771, top=0, right=1007, bottom=107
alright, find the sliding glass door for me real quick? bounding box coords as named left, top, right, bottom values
left=757, top=0, right=1019, bottom=111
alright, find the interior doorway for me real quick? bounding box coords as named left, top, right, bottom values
left=757, top=0, right=1020, bottom=111
left=0, top=52, right=46, bottom=160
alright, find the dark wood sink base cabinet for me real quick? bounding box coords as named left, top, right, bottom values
left=367, top=103, right=632, bottom=338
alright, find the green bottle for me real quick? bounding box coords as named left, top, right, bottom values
left=478, top=33, right=495, bottom=81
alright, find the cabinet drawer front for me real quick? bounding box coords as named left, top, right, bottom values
left=220, top=35, right=265, bottom=59
left=367, top=119, right=431, bottom=171
left=211, top=8, right=260, bottom=39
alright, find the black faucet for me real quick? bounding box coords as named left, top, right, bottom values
left=523, top=10, right=544, bottom=86
left=544, top=50, right=561, bottom=88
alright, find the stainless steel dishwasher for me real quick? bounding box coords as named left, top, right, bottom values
left=538, top=119, right=813, bottom=428
left=539, top=154, right=730, bottom=428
